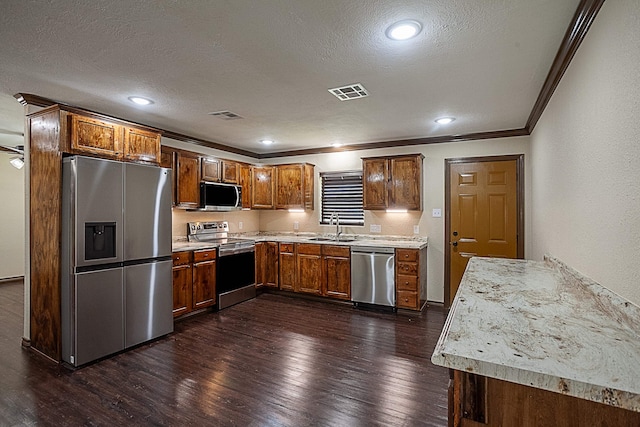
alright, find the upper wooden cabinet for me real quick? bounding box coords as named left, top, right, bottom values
left=201, top=158, right=221, bottom=182
left=175, top=151, right=200, bottom=208
left=123, top=127, right=161, bottom=163
left=221, top=160, right=239, bottom=184
left=239, top=164, right=252, bottom=209
left=68, top=112, right=161, bottom=164
left=252, top=166, right=275, bottom=209
left=362, top=154, right=423, bottom=211
left=275, top=163, right=314, bottom=210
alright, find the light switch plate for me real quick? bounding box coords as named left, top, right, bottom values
left=370, top=224, right=381, bottom=233
left=238, top=221, right=243, bottom=230
left=293, top=221, right=299, bottom=230
left=413, top=225, right=419, bottom=234
left=432, top=208, right=442, bottom=218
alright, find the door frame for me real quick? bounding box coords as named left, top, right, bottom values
left=444, top=154, right=525, bottom=307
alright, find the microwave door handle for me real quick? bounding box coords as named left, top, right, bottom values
left=235, top=185, right=240, bottom=207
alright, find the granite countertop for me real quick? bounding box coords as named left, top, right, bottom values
left=431, top=256, right=640, bottom=412
left=172, top=232, right=428, bottom=252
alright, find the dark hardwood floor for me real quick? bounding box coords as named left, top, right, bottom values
left=0, top=280, right=449, bottom=426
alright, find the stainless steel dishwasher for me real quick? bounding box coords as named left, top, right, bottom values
left=351, top=246, right=395, bottom=308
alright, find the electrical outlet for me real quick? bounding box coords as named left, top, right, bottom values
left=238, top=221, right=243, bottom=230
left=432, top=208, right=442, bottom=218
left=293, top=221, right=299, bottom=230
left=413, top=225, right=419, bottom=234
left=370, top=224, right=381, bottom=233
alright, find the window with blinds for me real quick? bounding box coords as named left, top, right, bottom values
left=320, top=171, right=364, bottom=226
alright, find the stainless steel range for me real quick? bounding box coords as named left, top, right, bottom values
left=187, top=221, right=256, bottom=309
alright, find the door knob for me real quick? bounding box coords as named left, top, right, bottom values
left=451, top=241, right=458, bottom=247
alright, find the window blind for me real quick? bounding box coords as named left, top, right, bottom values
left=320, top=171, right=364, bottom=226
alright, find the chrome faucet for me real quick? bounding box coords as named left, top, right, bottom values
left=330, top=212, right=342, bottom=241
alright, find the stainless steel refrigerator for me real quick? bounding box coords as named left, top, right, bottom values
left=61, top=155, right=173, bottom=367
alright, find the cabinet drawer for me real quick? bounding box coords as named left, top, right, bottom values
left=298, top=243, right=322, bottom=255
left=279, top=243, right=294, bottom=253
left=172, top=251, right=192, bottom=266
left=397, top=290, right=418, bottom=309
left=193, top=249, right=217, bottom=262
left=322, top=245, right=350, bottom=257
left=397, top=274, right=418, bottom=291
left=396, top=249, right=418, bottom=262
left=397, top=262, right=418, bottom=276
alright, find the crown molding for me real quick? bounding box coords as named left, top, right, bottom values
left=525, top=0, right=605, bottom=132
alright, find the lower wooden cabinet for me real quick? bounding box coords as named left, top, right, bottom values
left=278, top=243, right=296, bottom=291
left=297, top=244, right=323, bottom=295
left=172, top=249, right=217, bottom=318
left=172, top=251, right=193, bottom=317
left=395, top=248, right=427, bottom=310
left=276, top=243, right=351, bottom=299
left=323, top=245, right=351, bottom=300
left=256, top=241, right=279, bottom=288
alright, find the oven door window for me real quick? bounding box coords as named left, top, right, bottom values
left=217, top=250, right=255, bottom=294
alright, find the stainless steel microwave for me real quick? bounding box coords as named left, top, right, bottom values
left=199, top=181, right=242, bottom=211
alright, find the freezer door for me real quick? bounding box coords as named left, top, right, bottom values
left=72, top=267, right=125, bottom=366
left=124, top=260, right=173, bottom=348
left=72, top=156, right=124, bottom=267
left=124, top=163, right=172, bottom=260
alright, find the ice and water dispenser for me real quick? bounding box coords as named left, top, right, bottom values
left=84, top=222, right=116, bottom=260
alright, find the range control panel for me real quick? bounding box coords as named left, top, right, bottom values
left=187, top=221, right=229, bottom=238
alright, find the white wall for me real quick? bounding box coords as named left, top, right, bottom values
left=0, top=151, right=25, bottom=279
left=530, top=0, right=640, bottom=305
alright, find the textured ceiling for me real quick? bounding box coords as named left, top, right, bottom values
left=0, top=0, right=580, bottom=155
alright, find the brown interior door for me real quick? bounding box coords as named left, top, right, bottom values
left=447, top=158, right=521, bottom=305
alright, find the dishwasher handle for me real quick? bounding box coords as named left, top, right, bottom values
left=351, top=246, right=395, bottom=255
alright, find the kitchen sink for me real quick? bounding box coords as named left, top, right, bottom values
left=307, top=237, right=357, bottom=243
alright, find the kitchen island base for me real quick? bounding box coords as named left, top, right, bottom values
left=451, top=370, right=640, bottom=427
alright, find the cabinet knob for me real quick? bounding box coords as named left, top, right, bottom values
left=175, top=257, right=180, bottom=261
left=204, top=253, right=208, bottom=257
left=405, top=281, right=409, bottom=286
left=405, top=254, right=409, bottom=258
left=404, top=298, right=409, bottom=302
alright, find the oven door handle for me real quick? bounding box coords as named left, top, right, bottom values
left=219, top=246, right=255, bottom=256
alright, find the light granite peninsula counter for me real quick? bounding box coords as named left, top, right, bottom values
left=432, top=256, right=640, bottom=426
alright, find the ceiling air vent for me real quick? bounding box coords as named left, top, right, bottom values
left=208, top=110, right=244, bottom=120
left=328, top=83, right=369, bottom=101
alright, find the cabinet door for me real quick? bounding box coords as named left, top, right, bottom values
left=362, top=158, right=389, bottom=210
left=304, top=163, right=315, bottom=210
left=325, top=254, right=351, bottom=300
left=252, top=166, right=275, bottom=209
left=221, top=160, right=239, bottom=184
left=193, top=259, right=216, bottom=309
left=70, top=114, right=123, bottom=159
left=265, top=242, right=279, bottom=288
left=275, top=164, right=303, bottom=209
left=390, top=155, right=422, bottom=210
left=255, top=242, right=265, bottom=287
left=239, top=164, right=252, bottom=209
left=172, top=264, right=192, bottom=317
left=201, top=158, right=221, bottom=182
left=279, top=244, right=296, bottom=291
left=160, top=147, right=174, bottom=169
left=297, top=244, right=323, bottom=295
left=175, top=152, right=200, bottom=208
left=123, top=127, right=161, bottom=164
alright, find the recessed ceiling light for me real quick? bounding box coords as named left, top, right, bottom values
left=435, top=117, right=456, bottom=125
left=261, top=139, right=274, bottom=145
left=386, top=20, right=422, bottom=41
left=128, top=96, right=154, bottom=106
